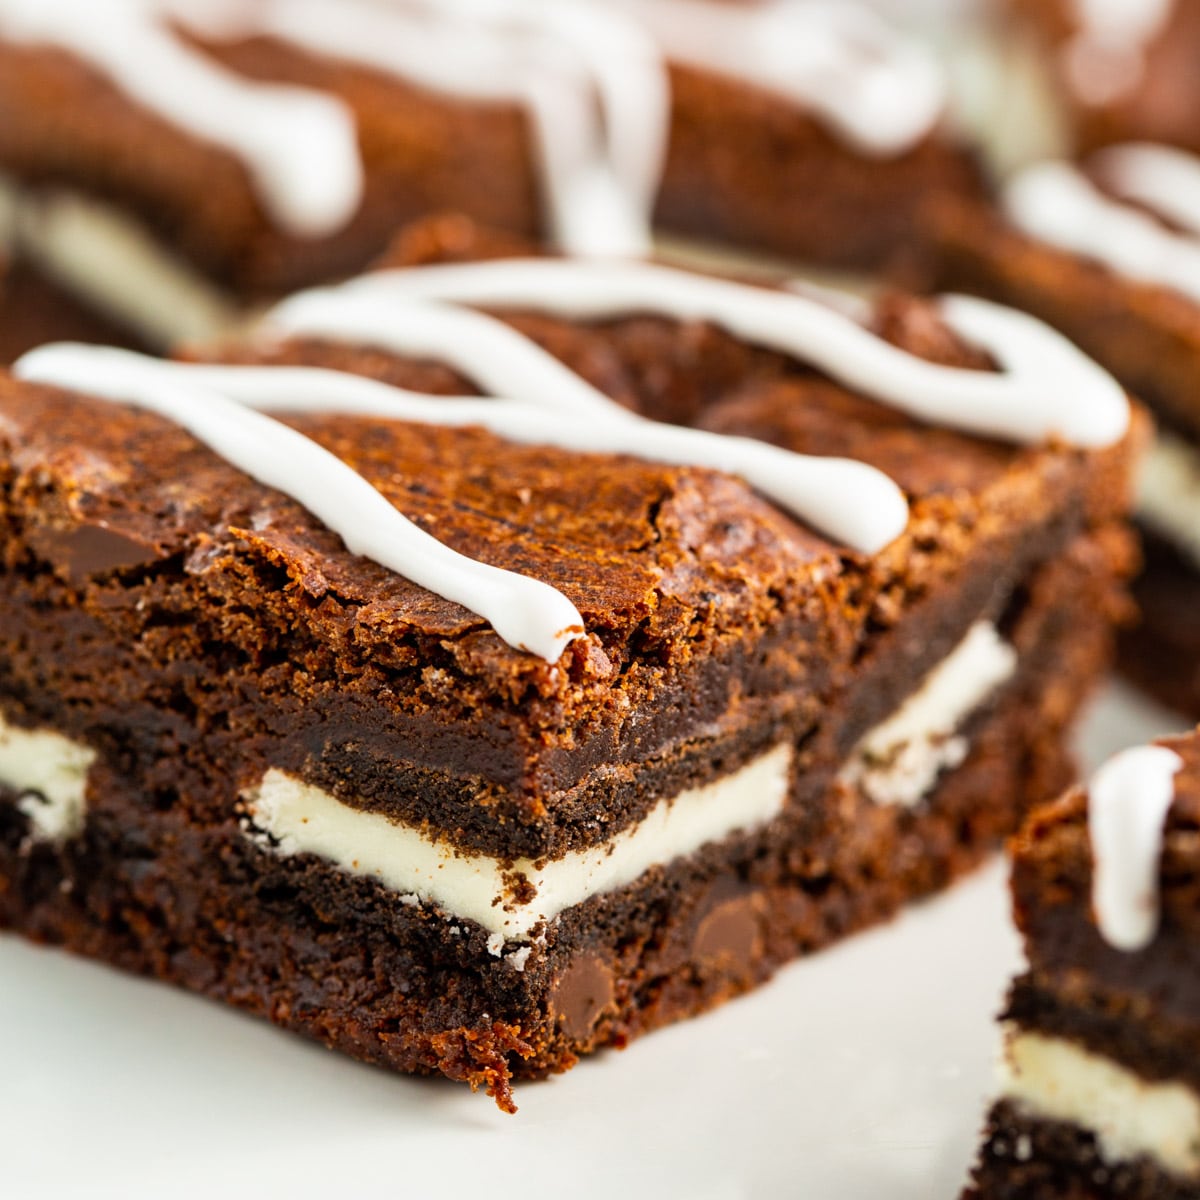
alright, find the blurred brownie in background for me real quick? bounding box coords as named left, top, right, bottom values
left=932, top=142, right=1200, bottom=716
left=0, top=0, right=982, bottom=355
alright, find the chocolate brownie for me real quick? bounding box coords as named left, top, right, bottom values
left=931, top=144, right=1200, bottom=715
left=1009, top=0, right=1200, bottom=157
left=965, top=729, right=1200, bottom=1198
left=0, top=0, right=982, bottom=353
left=0, top=238, right=1141, bottom=1109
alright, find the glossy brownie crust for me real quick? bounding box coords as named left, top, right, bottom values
left=966, top=1100, right=1197, bottom=1200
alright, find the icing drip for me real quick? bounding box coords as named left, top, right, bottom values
left=79, top=358, right=910, bottom=554
left=0, top=0, right=363, bottom=238
left=14, top=343, right=586, bottom=663
left=1088, top=744, right=1184, bottom=952
left=1065, top=0, right=1173, bottom=106
left=170, top=0, right=666, bottom=258
left=614, top=0, right=945, bottom=157
left=1004, top=153, right=1200, bottom=305
left=341, top=258, right=1129, bottom=448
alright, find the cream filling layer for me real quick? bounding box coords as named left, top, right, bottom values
left=1138, top=430, right=1200, bottom=570
left=0, top=177, right=246, bottom=347
left=840, top=621, right=1017, bottom=807
left=244, top=743, right=793, bottom=942
left=1001, top=1027, right=1200, bottom=1179
left=0, top=711, right=95, bottom=842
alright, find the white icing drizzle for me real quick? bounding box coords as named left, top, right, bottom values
left=169, top=0, right=666, bottom=258
left=341, top=258, right=1130, bottom=448
left=14, top=343, right=586, bottom=663
left=613, top=0, right=945, bottom=157
left=1071, top=0, right=1172, bottom=46
left=1088, top=744, right=1185, bottom=952
left=1096, top=143, right=1200, bottom=238
left=1004, top=154, right=1200, bottom=305
left=265, top=288, right=618, bottom=418
left=92, top=359, right=910, bottom=555
left=0, top=0, right=944, bottom=254
left=0, top=0, right=363, bottom=239
left=1065, top=0, right=1173, bottom=106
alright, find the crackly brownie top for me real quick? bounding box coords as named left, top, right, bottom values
left=0, top=368, right=842, bottom=690
left=3, top=213, right=1137, bottom=757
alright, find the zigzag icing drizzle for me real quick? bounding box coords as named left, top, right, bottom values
left=1004, top=146, right=1200, bottom=304
left=1089, top=744, right=1184, bottom=951
left=14, top=335, right=908, bottom=660
left=15, top=262, right=1127, bottom=660
left=332, top=258, right=1130, bottom=448
left=15, top=343, right=587, bottom=661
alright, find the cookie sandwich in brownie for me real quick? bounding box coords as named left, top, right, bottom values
left=932, top=144, right=1200, bottom=715
left=966, top=730, right=1200, bottom=1199
left=0, top=241, right=1139, bottom=1110
left=1008, top=0, right=1200, bottom=157
left=0, top=0, right=981, bottom=354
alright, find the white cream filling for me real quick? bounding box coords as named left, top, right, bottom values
left=0, top=711, right=95, bottom=842
left=243, top=742, right=792, bottom=942
left=0, top=177, right=247, bottom=348
left=1138, top=430, right=1200, bottom=570
left=1001, top=1027, right=1200, bottom=1179
left=840, top=621, right=1018, bottom=808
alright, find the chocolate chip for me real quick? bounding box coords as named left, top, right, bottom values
left=693, top=882, right=764, bottom=972
left=549, top=954, right=614, bottom=1040
left=31, top=522, right=156, bottom=580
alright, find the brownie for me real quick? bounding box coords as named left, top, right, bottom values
left=0, top=0, right=982, bottom=352
left=1009, top=0, right=1200, bottom=156
left=965, top=729, right=1200, bottom=1199
left=930, top=145, right=1200, bottom=716
left=0, top=233, right=1142, bottom=1109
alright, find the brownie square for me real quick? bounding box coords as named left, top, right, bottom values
left=0, top=233, right=1141, bottom=1108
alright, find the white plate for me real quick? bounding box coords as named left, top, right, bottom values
left=0, top=680, right=1189, bottom=1200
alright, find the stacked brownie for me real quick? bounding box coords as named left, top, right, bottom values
left=933, top=142, right=1200, bottom=715
left=966, top=728, right=1200, bottom=1199
left=0, top=217, right=1141, bottom=1106
left=0, top=0, right=982, bottom=354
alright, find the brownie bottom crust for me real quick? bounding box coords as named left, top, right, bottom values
left=966, top=1101, right=1200, bottom=1200
left=0, top=519, right=1120, bottom=1111
left=1119, top=528, right=1200, bottom=719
